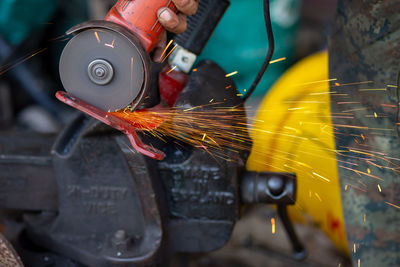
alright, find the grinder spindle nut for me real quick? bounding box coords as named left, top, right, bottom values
left=88, top=59, right=114, bottom=85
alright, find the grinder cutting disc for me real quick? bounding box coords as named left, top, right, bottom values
left=60, top=27, right=148, bottom=112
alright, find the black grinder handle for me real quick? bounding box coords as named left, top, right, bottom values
left=174, top=0, right=230, bottom=55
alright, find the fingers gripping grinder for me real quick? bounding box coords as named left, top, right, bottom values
left=58, top=0, right=229, bottom=160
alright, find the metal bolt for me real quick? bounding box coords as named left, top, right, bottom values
left=112, top=230, right=130, bottom=251
left=267, top=176, right=285, bottom=196
left=114, top=230, right=126, bottom=241
left=95, top=67, right=106, bottom=78
left=87, top=59, right=114, bottom=85
left=182, top=56, right=189, bottom=63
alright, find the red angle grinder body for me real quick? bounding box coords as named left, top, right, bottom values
left=58, top=0, right=187, bottom=160
left=105, top=0, right=177, bottom=53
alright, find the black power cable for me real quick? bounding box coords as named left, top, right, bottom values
left=243, top=0, right=275, bottom=102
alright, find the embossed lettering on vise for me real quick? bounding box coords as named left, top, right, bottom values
left=66, top=185, right=129, bottom=215
left=165, top=165, right=233, bottom=206
left=159, top=153, right=237, bottom=220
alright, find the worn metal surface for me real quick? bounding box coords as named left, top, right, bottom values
left=241, top=172, right=296, bottom=205
left=0, top=60, right=251, bottom=266
left=0, top=233, right=23, bottom=267
left=161, top=60, right=250, bottom=253
left=24, top=116, right=164, bottom=267
left=0, top=132, right=58, bottom=211
left=329, top=0, right=400, bottom=266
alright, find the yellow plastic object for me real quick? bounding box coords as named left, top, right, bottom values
left=247, top=51, right=348, bottom=253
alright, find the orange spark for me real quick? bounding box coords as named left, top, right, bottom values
left=0, top=48, right=48, bottom=76
left=110, top=105, right=253, bottom=159
left=312, top=172, right=330, bottom=182
left=161, top=44, right=178, bottom=63
left=94, top=31, right=100, bottom=43
left=314, top=192, right=322, bottom=202
left=385, top=202, right=400, bottom=209
left=377, top=184, right=382, bottom=192
left=296, top=78, right=337, bottom=86
left=159, top=39, right=174, bottom=60
left=105, top=39, right=115, bottom=48
left=339, top=165, right=383, bottom=181
left=271, top=218, right=276, bottom=234
left=166, top=65, right=177, bottom=74
left=337, top=102, right=361, bottom=104
left=225, top=71, right=238, bottom=77
left=358, top=88, right=386, bottom=91
left=336, top=81, right=373, bottom=86
left=270, top=57, right=286, bottom=64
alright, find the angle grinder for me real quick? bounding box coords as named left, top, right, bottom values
left=57, top=0, right=229, bottom=159
left=59, top=0, right=177, bottom=112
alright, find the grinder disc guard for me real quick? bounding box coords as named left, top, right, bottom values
left=60, top=27, right=146, bottom=112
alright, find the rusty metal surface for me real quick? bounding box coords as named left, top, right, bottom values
left=0, top=233, right=23, bottom=267
left=329, top=0, right=400, bottom=266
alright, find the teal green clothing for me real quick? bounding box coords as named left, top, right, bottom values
left=0, top=0, right=57, bottom=45
left=197, top=0, right=300, bottom=98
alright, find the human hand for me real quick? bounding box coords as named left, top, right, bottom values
left=153, top=0, right=199, bottom=62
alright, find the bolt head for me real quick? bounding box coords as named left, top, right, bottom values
left=114, top=230, right=126, bottom=240
left=112, top=230, right=130, bottom=251
left=267, top=176, right=285, bottom=196
left=95, top=67, right=106, bottom=77
left=87, top=59, right=114, bottom=85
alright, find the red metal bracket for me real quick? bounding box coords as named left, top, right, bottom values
left=56, top=91, right=165, bottom=160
